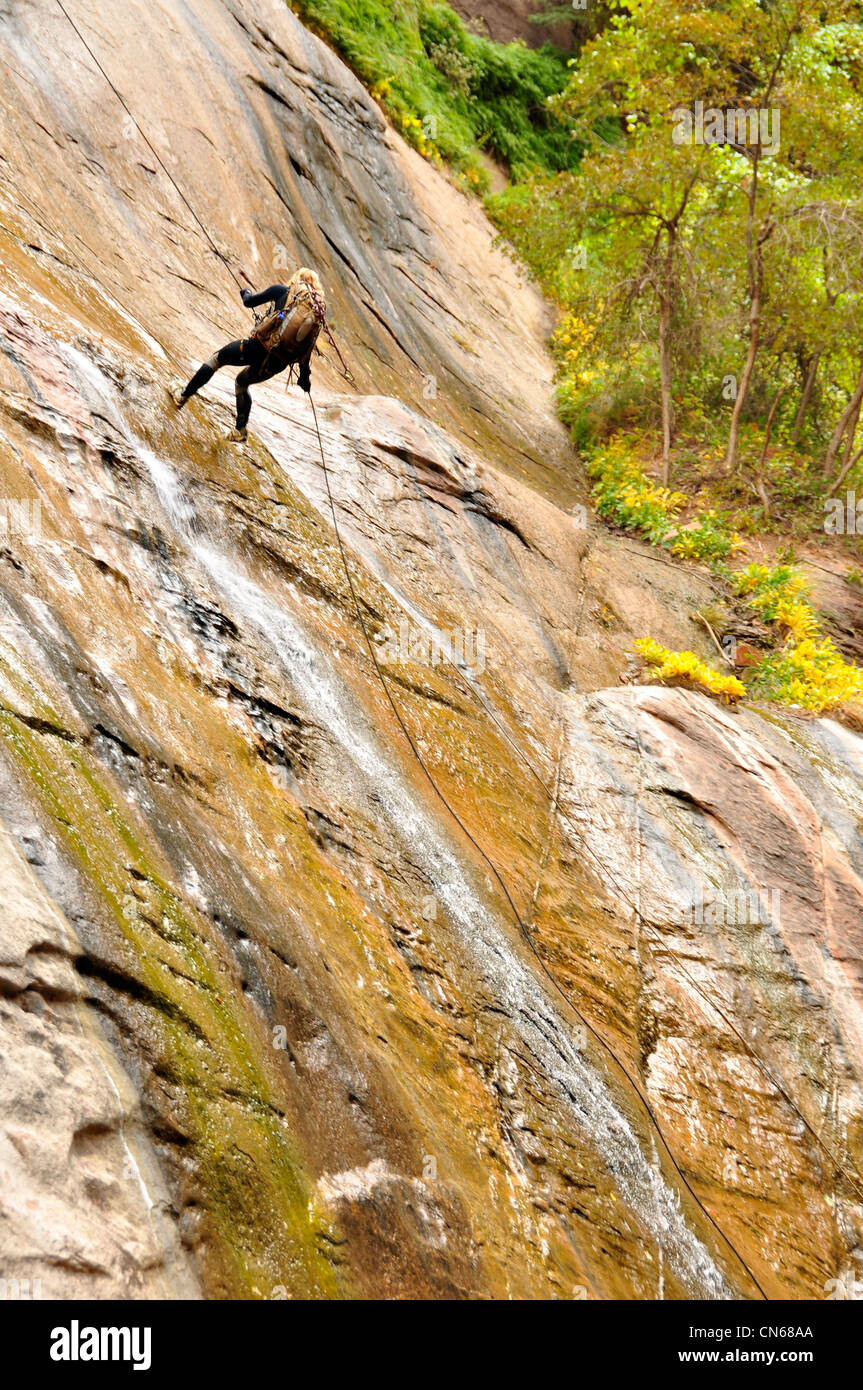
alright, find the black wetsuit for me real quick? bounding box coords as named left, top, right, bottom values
left=179, top=285, right=311, bottom=429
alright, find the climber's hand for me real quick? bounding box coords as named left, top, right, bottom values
left=241, top=287, right=254, bottom=305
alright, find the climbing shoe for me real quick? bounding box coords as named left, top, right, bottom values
left=224, top=427, right=247, bottom=444
left=168, top=384, right=188, bottom=409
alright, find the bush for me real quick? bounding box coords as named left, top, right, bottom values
left=670, top=510, right=744, bottom=564
left=635, top=639, right=746, bottom=705
left=752, top=638, right=863, bottom=712
left=588, top=437, right=685, bottom=544
left=291, top=0, right=577, bottom=176
left=730, top=564, right=816, bottom=639
left=731, top=563, right=863, bottom=712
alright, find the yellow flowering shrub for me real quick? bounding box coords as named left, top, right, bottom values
left=670, top=509, right=744, bottom=563
left=750, top=637, right=863, bottom=712
left=552, top=311, right=597, bottom=370
left=731, top=563, right=809, bottom=616
left=635, top=639, right=746, bottom=704
left=731, top=563, right=863, bottom=712
left=589, top=438, right=686, bottom=544
left=587, top=439, right=739, bottom=560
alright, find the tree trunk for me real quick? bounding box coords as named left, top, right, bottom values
left=658, top=293, right=673, bottom=485
left=755, top=384, right=787, bottom=519
left=827, top=440, right=863, bottom=497
left=840, top=394, right=863, bottom=470
left=758, top=383, right=786, bottom=467
left=791, top=350, right=820, bottom=445
left=823, top=354, right=863, bottom=477
left=725, top=299, right=760, bottom=473
left=725, top=157, right=769, bottom=474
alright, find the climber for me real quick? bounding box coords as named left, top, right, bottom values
left=171, top=268, right=326, bottom=441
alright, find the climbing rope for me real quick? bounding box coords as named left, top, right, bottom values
left=54, top=0, right=245, bottom=297
left=368, top=451, right=863, bottom=1218
left=42, top=0, right=791, bottom=1294
left=55, top=0, right=356, bottom=385
left=440, top=593, right=863, bottom=1215
left=307, top=391, right=768, bottom=1300
left=412, top=566, right=863, bottom=1214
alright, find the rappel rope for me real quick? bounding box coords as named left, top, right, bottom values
left=55, top=0, right=355, bottom=384
left=307, top=392, right=768, bottom=1301
left=55, top=0, right=244, bottom=297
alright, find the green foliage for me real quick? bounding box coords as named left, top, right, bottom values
left=670, top=510, right=743, bottom=563
left=636, top=562, right=863, bottom=712
left=589, top=438, right=746, bottom=564
left=289, top=0, right=577, bottom=177
left=730, top=563, right=816, bottom=638
left=588, top=436, right=686, bottom=543
left=730, top=563, right=863, bottom=711
left=750, top=637, right=863, bottom=712
left=289, top=0, right=863, bottom=716
left=487, top=0, right=863, bottom=491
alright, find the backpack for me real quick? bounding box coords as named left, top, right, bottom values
left=252, top=285, right=326, bottom=361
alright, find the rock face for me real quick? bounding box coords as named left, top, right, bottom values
left=0, top=821, right=199, bottom=1298
left=0, top=0, right=861, bottom=1300
left=449, top=0, right=575, bottom=50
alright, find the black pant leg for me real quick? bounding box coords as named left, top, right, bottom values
left=235, top=367, right=255, bottom=429
left=182, top=339, right=253, bottom=401
left=233, top=342, right=271, bottom=428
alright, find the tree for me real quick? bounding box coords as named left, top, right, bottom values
left=542, top=0, right=863, bottom=484
left=549, top=0, right=734, bottom=480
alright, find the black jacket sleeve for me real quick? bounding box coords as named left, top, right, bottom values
left=241, top=284, right=291, bottom=310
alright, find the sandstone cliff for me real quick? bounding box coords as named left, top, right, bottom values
left=0, top=0, right=861, bottom=1299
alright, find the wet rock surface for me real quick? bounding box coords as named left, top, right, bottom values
left=0, top=819, right=199, bottom=1298
left=0, top=0, right=861, bottom=1299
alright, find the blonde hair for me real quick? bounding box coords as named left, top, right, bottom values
left=288, top=266, right=324, bottom=298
